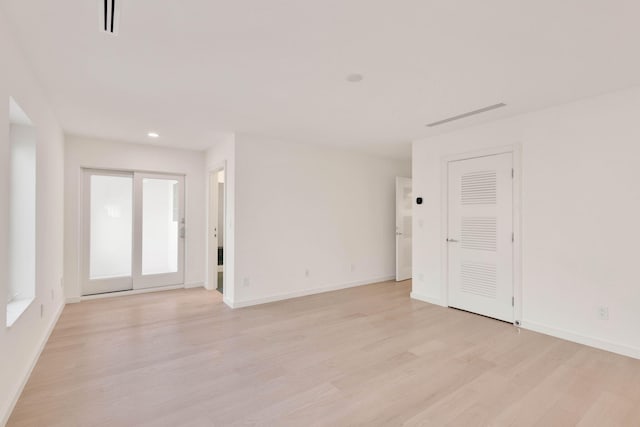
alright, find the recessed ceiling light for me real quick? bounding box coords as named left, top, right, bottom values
left=346, top=73, right=364, bottom=83
left=147, top=132, right=159, bottom=138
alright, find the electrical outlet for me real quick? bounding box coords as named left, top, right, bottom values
left=418, top=273, right=424, bottom=282
left=305, top=268, right=310, bottom=278
left=350, top=263, right=356, bottom=272
left=243, top=277, right=250, bottom=287
left=598, top=306, right=609, bottom=320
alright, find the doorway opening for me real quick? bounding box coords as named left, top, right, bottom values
left=208, top=168, right=225, bottom=294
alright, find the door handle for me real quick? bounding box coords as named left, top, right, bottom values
left=396, top=232, right=403, bottom=236
left=446, top=238, right=459, bottom=242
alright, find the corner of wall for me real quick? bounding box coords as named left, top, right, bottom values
left=410, top=292, right=445, bottom=307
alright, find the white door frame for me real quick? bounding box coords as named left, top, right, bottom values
left=208, top=163, right=226, bottom=293
left=440, top=144, right=522, bottom=325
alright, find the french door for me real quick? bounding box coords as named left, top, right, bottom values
left=447, top=153, right=513, bottom=322
left=82, top=169, right=185, bottom=296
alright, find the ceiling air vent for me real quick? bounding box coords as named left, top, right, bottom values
left=102, top=0, right=119, bottom=35
left=426, top=103, right=507, bottom=127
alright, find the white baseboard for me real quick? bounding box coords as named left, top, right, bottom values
left=73, top=283, right=205, bottom=302
left=80, top=284, right=185, bottom=301
left=223, top=296, right=234, bottom=308
left=231, top=275, right=395, bottom=308
left=410, top=292, right=445, bottom=307
left=520, top=320, right=640, bottom=360
left=184, top=282, right=205, bottom=289
left=408, top=295, right=640, bottom=360
left=1, top=300, right=65, bottom=427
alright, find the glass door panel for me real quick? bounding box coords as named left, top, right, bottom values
left=83, top=171, right=133, bottom=295
left=133, top=173, right=185, bottom=289
left=142, top=178, right=179, bottom=275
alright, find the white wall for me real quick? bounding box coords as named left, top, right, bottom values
left=64, top=136, right=206, bottom=299
left=0, top=10, right=66, bottom=425
left=412, top=86, right=640, bottom=359
left=232, top=134, right=411, bottom=307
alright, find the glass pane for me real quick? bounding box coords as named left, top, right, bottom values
left=142, top=178, right=179, bottom=275
left=90, top=175, right=133, bottom=280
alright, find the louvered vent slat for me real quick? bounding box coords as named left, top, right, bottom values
left=461, top=171, right=497, bottom=205
left=461, top=262, right=497, bottom=298
left=461, top=217, right=497, bottom=251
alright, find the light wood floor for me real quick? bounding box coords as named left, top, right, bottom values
left=8, top=281, right=640, bottom=426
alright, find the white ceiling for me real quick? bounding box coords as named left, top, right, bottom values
left=3, top=0, right=640, bottom=158
left=9, top=97, right=34, bottom=126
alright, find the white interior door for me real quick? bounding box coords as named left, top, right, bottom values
left=82, top=170, right=185, bottom=295
left=447, top=153, right=513, bottom=322
left=396, top=177, right=412, bottom=281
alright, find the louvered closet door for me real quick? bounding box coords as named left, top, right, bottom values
left=447, top=152, right=513, bottom=322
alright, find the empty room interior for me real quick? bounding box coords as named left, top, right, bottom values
left=2, top=1, right=640, bottom=426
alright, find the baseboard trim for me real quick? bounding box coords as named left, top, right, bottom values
left=231, top=275, right=395, bottom=308
left=410, top=292, right=445, bottom=307
left=80, top=284, right=186, bottom=301
left=521, top=320, right=640, bottom=360
left=1, top=301, right=65, bottom=426
left=222, top=296, right=234, bottom=309
left=68, top=283, right=206, bottom=304
left=184, top=282, right=205, bottom=289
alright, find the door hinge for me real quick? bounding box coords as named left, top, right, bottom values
left=512, top=296, right=515, bottom=307
left=512, top=232, right=514, bottom=242
left=511, top=168, right=514, bottom=178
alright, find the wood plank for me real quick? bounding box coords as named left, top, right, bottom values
left=7, top=281, right=640, bottom=426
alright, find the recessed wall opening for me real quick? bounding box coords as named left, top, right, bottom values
left=7, top=97, right=37, bottom=327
